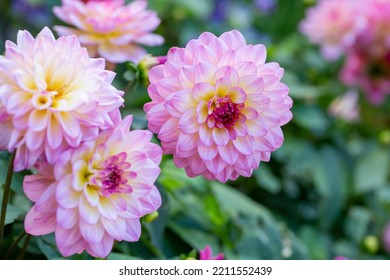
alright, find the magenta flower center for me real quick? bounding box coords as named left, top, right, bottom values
left=207, top=97, right=245, bottom=129
left=97, top=152, right=135, bottom=196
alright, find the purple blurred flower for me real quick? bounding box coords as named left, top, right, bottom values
left=254, top=0, right=276, bottom=14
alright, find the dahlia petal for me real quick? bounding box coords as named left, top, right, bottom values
left=179, top=109, right=199, bottom=134
left=235, top=61, right=257, bottom=76
left=214, top=166, right=234, bottom=183
left=25, top=129, right=45, bottom=151
left=24, top=206, right=56, bottom=235
left=196, top=101, right=208, bottom=124
left=215, top=77, right=232, bottom=96
left=194, top=62, right=217, bottom=84
left=84, top=186, right=100, bottom=207
left=79, top=196, right=100, bottom=224
left=56, top=175, right=80, bottom=209
left=212, top=127, right=230, bottom=146
left=186, top=154, right=208, bottom=175
left=206, top=156, right=227, bottom=174
left=192, top=82, right=215, bottom=102
left=177, top=132, right=198, bottom=152
left=242, top=107, right=259, bottom=120
left=55, top=226, right=84, bottom=251
left=178, top=65, right=195, bottom=88
left=127, top=151, right=147, bottom=171
left=219, top=30, right=247, bottom=50
left=165, top=89, right=193, bottom=117
left=159, top=118, right=180, bottom=146
left=229, top=86, right=247, bottom=104
left=79, top=220, right=105, bottom=244
left=123, top=219, right=141, bottom=242
left=98, top=197, right=118, bottom=220
left=98, top=43, right=146, bottom=63
left=58, top=112, right=81, bottom=140
left=101, top=217, right=126, bottom=241
left=234, top=122, right=249, bottom=137
left=218, top=142, right=239, bottom=165
left=247, top=119, right=267, bottom=137
left=57, top=207, right=78, bottom=229
left=193, top=45, right=218, bottom=64
left=218, top=50, right=240, bottom=68
left=198, top=143, right=218, bottom=160
left=233, top=136, right=255, bottom=155
left=23, top=174, right=50, bottom=202
left=36, top=114, right=58, bottom=149
left=199, top=125, right=213, bottom=146
left=139, top=185, right=162, bottom=214
left=214, top=66, right=239, bottom=86
left=239, top=76, right=264, bottom=94
left=134, top=33, right=164, bottom=46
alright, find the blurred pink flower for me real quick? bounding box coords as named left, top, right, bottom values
left=334, top=256, right=349, bottom=260
left=384, top=222, right=390, bottom=253
left=328, top=90, right=360, bottom=123
left=144, top=30, right=292, bottom=183
left=23, top=116, right=163, bottom=258
left=341, top=50, right=390, bottom=104
left=359, top=0, right=390, bottom=57
left=53, top=0, right=164, bottom=63
left=199, top=245, right=224, bottom=260
left=300, top=0, right=366, bottom=60
left=0, top=27, right=123, bottom=171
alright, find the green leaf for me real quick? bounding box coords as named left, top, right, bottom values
left=36, top=235, right=62, bottom=260
left=168, top=222, right=219, bottom=251
left=107, top=253, right=141, bottom=260
left=292, top=104, right=330, bottom=132
left=4, top=204, right=25, bottom=225
left=345, top=206, right=371, bottom=243
left=254, top=164, right=282, bottom=194
left=312, top=146, right=348, bottom=228
left=354, top=146, right=390, bottom=194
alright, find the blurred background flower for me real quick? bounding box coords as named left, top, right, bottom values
left=1, top=0, right=390, bottom=261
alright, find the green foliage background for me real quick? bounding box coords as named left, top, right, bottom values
left=1, top=0, right=390, bottom=260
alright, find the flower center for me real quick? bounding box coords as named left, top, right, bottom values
left=207, top=96, right=244, bottom=129
left=97, top=152, right=135, bottom=197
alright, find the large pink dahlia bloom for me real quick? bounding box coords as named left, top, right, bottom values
left=23, top=116, right=162, bottom=258
left=53, top=0, right=164, bottom=63
left=144, top=30, right=292, bottom=183
left=0, top=27, right=123, bottom=171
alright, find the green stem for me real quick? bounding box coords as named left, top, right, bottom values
left=4, top=230, right=26, bottom=259
left=17, top=234, right=31, bottom=260
left=0, top=151, right=16, bottom=251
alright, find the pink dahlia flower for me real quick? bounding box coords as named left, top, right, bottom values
left=341, top=50, right=390, bottom=104
left=53, top=0, right=164, bottom=63
left=144, top=30, right=292, bottom=183
left=23, top=116, right=162, bottom=258
left=199, top=245, right=224, bottom=260
left=359, top=0, right=390, bottom=57
left=300, top=0, right=366, bottom=60
left=0, top=27, right=123, bottom=171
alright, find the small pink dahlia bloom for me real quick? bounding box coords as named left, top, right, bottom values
left=53, top=0, right=164, bottom=63
left=23, top=116, right=162, bottom=258
left=144, top=30, right=292, bottom=183
left=0, top=27, right=123, bottom=171
left=199, top=245, right=224, bottom=260
left=300, top=0, right=366, bottom=60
